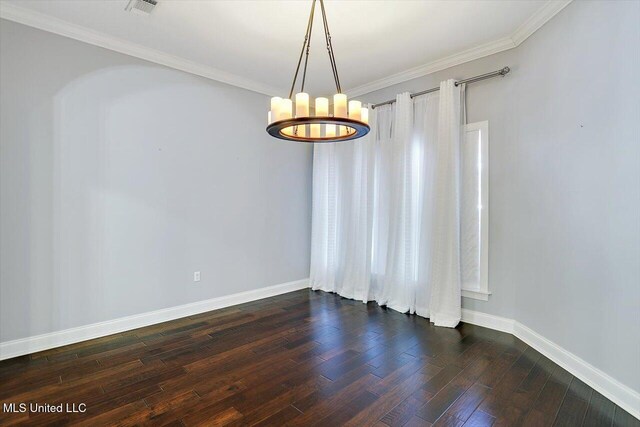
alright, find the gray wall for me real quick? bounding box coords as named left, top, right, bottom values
left=1, top=0, right=638, bottom=394
left=0, top=19, right=313, bottom=342
left=360, top=1, right=640, bottom=392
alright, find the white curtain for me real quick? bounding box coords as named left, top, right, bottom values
left=310, top=80, right=465, bottom=327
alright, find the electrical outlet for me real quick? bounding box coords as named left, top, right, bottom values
left=193, top=271, right=201, bottom=282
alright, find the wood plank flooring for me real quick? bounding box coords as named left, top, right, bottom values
left=0, top=289, right=637, bottom=426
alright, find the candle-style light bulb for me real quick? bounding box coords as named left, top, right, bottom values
left=348, top=100, right=361, bottom=121
left=283, top=125, right=298, bottom=136
left=270, top=97, right=282, bottom=123
left=280, top=99, right=292, bottom=120
left=312, top=97, right=328, bottom=138
left=294, top=93, right=309, bottom=137
left=325, top=124, right=336, bottom=138
left=333, top=94, right=347, bottom=118
left=316, top=97, right=329, bottom=117
left=361, top=107, right=369, bottom=124
left=295, top=93, right=309, bottom=117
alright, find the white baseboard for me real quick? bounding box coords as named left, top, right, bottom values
left=462, top=309, right=640, bottom=421
left=461, top=308, right=515, bottom=334
left=513, top=322, right=640, bottom=421
left=0, top=278, right=310, bottom=361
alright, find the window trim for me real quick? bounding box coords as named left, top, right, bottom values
left=461, top=121, right=490, bottom=301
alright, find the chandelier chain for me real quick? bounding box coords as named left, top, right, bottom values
left=300, top=0, right=316, bottom=93
left=288, top=0, right=316, bottom=99
left=288, top=0, right=342, bottom=99
left=319, top=0, right=341, bottom=93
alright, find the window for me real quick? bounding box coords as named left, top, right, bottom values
left=461, top=121, right=490, bottom=300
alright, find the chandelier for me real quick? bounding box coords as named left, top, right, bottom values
left=266, top=0, right=370, bottom=143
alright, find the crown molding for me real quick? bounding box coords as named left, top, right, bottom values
left=1, top=0, right=571, bottom=99
left=345, top=0, right=573, bottom=97
left=511, top=0, right=572, bottom=46
left=0, top=2, right=280, bottom=97
left=345, top=36, right=517, bottom=98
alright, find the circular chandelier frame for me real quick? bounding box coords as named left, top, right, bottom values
left=267, top=117, right=370, bottom=143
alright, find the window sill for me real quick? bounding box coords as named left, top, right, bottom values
left=462, top=289, right=491, bottom=301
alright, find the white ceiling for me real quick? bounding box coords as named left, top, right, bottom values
left=0, top=0, right=570, bottom=96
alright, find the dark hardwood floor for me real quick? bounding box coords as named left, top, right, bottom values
left=0, top=290, right=637, bottom=426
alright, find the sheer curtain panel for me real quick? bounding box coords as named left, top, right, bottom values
left=310, top=80, right=466, bottom=327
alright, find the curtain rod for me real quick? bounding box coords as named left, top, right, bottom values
left=369, top=66, right=510, bottom=109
